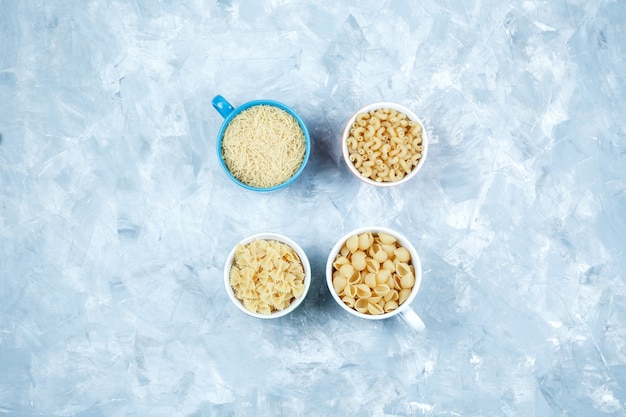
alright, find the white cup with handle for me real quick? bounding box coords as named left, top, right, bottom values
left=325, top=226, right=425, bottom=332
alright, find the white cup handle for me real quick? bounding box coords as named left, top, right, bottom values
left=399, top=307, right=425, bottom=333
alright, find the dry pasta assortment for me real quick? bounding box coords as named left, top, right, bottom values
left=219, top=100, right=425, bottom=318
left=346, top=107, right=424, bottom=182
left=330, top=231, right=416, bottom=315
left=229, top=239, right=306, bottom=315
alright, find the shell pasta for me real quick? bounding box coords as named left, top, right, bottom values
left=346, top=107, right=424, bottom=182
left=230, top=239, right=306, bottom=314
left=331, top=232, right=416, bottom=315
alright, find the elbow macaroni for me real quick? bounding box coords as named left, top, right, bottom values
left=331, top=232, right=416, bottom=315
left=346, top=107, right=424, bottom=182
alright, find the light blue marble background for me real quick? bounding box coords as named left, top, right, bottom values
left=1, top=0, right=626, bottom=416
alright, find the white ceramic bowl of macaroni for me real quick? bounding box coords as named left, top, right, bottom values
left=224, top=232, right=311, bottom=319
left=325, top=226, right=425, bottom=330
left=342, top=102, right=428, bottom=187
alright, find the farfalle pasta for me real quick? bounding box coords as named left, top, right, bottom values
left=331, top=232, right=416, bottom=315
left=230, top=239, right=306, bottom=314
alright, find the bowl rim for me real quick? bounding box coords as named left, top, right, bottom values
left=224, top=232, right=312, bottom=319
left=216, top=100, right=311, bottom=192
left=325, top=226, right=422, bottom=320
left=341, top=101, right=428, bottom=187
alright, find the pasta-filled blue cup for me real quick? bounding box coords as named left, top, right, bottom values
left=212, top=95, right=311, bottom=192
left=326, top=226, right=425, bottom=332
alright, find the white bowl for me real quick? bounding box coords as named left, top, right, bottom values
left=325, top=226, right=422, bottom=320
left=224, top=232, right=311, bottom=319
left=342, top=102, right=428, bottom=187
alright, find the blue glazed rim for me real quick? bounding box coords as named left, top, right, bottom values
left=212, top=95, right=311, bottom=192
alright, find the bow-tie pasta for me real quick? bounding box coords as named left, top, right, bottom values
left=230, top=239, right=306, bottom=314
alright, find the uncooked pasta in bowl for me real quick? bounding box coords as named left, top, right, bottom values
left=325, top=226, right=423, bottom=322
left=213, top=95, right=311, bottom=191
left=224, top=232, right=311, bottom=319
left=342, top=102, right=428, bottom=187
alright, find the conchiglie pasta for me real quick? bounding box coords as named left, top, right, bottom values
left=342, top=296, right=356, bottom=308
left=347, top=271, right=361, bottom=285
left=333, top=256, right=350, bottom=270
left=344, top=284, right=358, bottom=298
left=358, top=232, right=374, bottom=251
left=381, top=244, right=396, bottom=257
left=384, top=301, right=399, bottom=312
left=398, top=289, right=412, bottom=305
left=393, top=247, right=411, bottom=263
left=384, top=289, right=399, bottom=302
left=331, top=231, right=417, bottom=316
left=355, top=298, right=370, bottom=314
left=377, top=232, right=397, bottom=245
left=365, top=258, right=380, bottom=273
left=339, top=263, right=355, bottom=279
left=351, top=251, right=367, bottom=271
left=372, top=247, right=388, bottom=263
left=376, top=269, right=391, bottom=284
left=400, top=272, right=415, bottom=290
left=356, top=284, right=372, bottom=298
left=373, top=284, right=391, bottom=296
left=367, top=302, right=384, bottom=315
left=396, top=262, right=412, bottom=277
left=333, top=275, right=347, bottom=294
left=346, top=235, right=359, bottom=252
left=364, top=273, right=377, bottom=289
left=382, top=259, right=396, bottom=271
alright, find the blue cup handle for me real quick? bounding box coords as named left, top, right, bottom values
left=212, top=95, right=235, bottom=119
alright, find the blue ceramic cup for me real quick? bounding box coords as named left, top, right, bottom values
left=212, top=95, right=311, bottom=192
